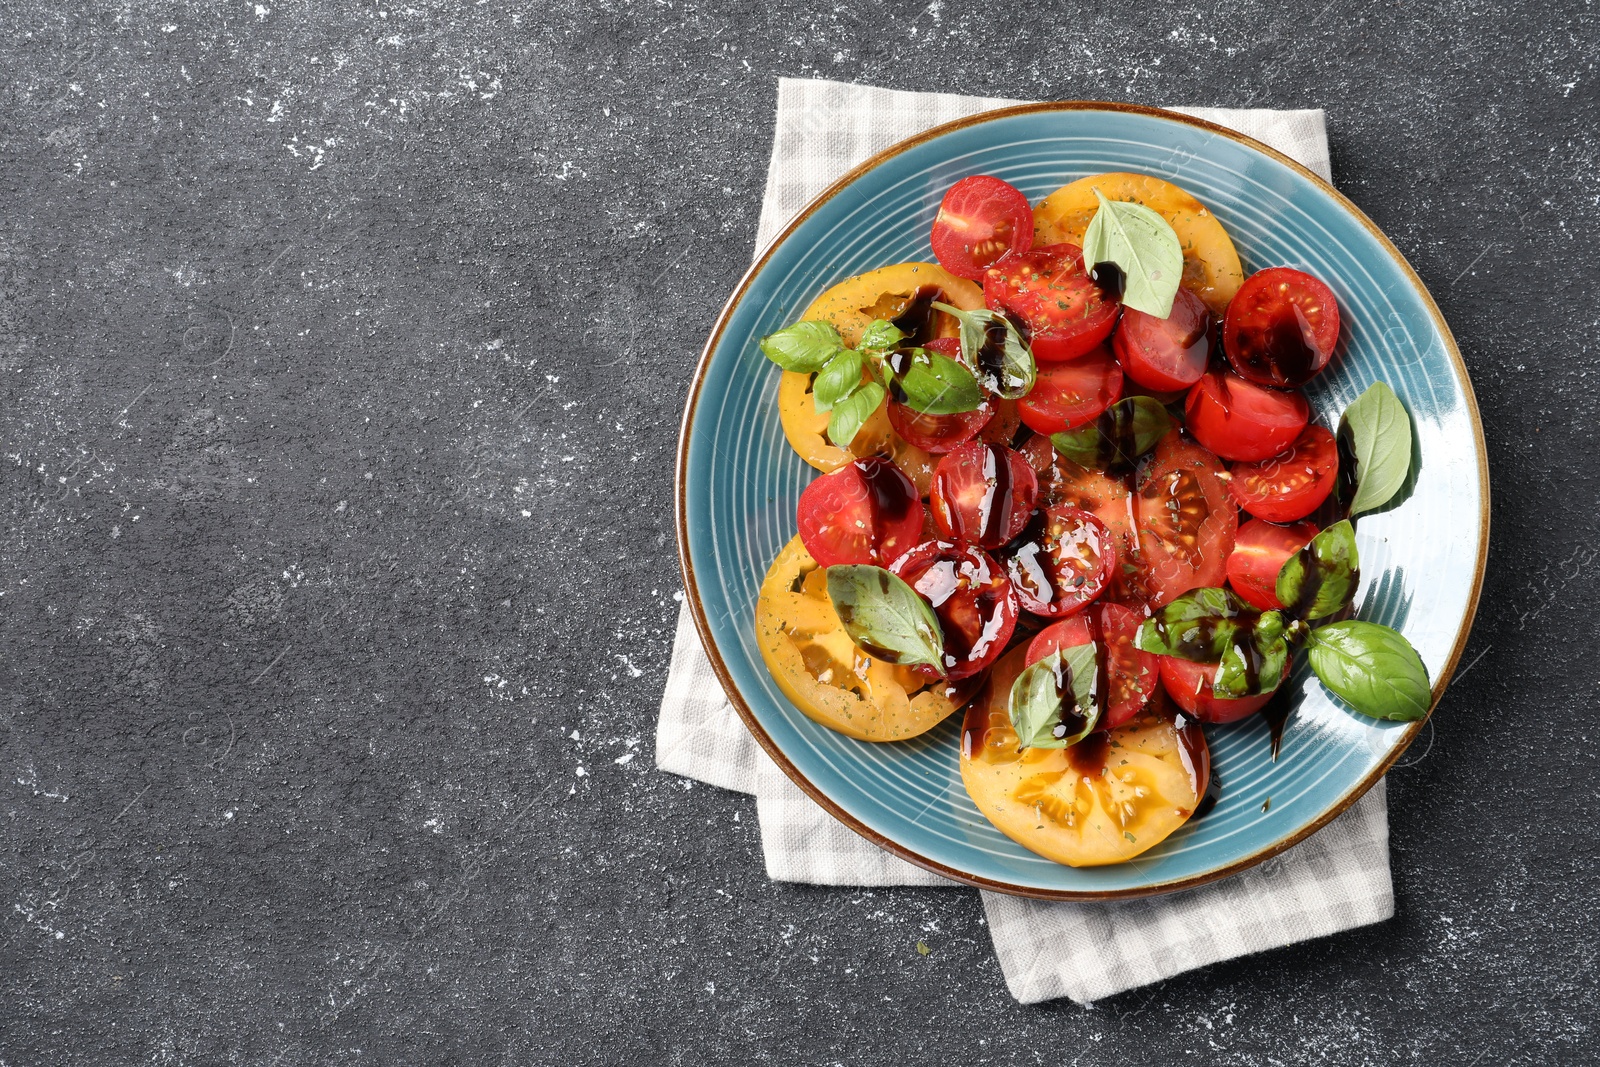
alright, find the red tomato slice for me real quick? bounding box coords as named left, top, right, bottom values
left=1016, top=347, right=1124, bottom=435
left=1226, top=518, right=1319, bottom=611
left=1027, top=602, right=1158, bottom=728
left=1227, top=424, right=1339, bottom=522
left=1132, top=431, right=1238, bottom=607
left=1019, top=435, right=1141, bottom=599
left=1184, top=369, right=1310, bottom=463
left=1112, top=287, right=1214, bottom=392
left=1223, top=267, right=1340, bottom=388
left=796, top=457, right=925, bottom=568
left=983, top=244, right=1119, bottom=362
left=929, top=442, right=1038, bottom=549
left=891, top=540, right=1019, bottom=681
left=1159, top=655, right=1285, bottom=723
left=929, top=176, right=1034, bottom=281
left=887, top=338, right=995, bottom=453
left=1004, top=505, right=1116, bottom=618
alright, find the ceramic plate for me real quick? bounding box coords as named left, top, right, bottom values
left=676, top=103, right=1488, bottom=899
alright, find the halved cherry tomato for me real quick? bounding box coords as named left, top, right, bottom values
left=1016, top=347, right=1124, bottom=435
left=1026, top=602, right=1158, bottom=728
left=795, top=457, right=925, bottom=568
left=1226, top=518, right=1319, bottom=611
left=755, top=536, right=979, bottom=741
left=1184, top=369, right=1310, bottom=463
left=1223, top=267, right=1340, bottom=388
left=960, top=643, right=1209, bottom=866
left=1133, top=431, right=1238, bottom=607
left=1019, top=436, right=1141, bottom=600
left=1158, top=655, right=1286, bottom=724
left=1005, top=506, right=1115, bottom=618
left=983, top=244, right=1119, bottom=362
left=887, top=338, right=995, bottom=453
left=929, top=442, right=1038, bottom=549
left=890, top=540, right=1018, bottom=681
left=1113, top=287, right=1214, bottom=392
left=930, top=176, right=1035, bottom=281
left=1227, top=424, right=1339, bottom=522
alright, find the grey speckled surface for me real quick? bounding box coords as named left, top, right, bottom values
left=0, top=2, right=1595, bottom=1063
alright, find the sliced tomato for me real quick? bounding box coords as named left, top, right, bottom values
left=1004, top=505, right=1115, bottom=618
left=1227, top=518, right=1319, bottom=611
left=1026, top=602, right=1158, bottom=728
left=890, top=540, right=1018, bottom=681
left=983, top=244, right=1119, bottom=362
left=1019, top=436, right=1141, bottom=600
left=795, top=457, right=924, bottom=568
left=1158, top=655, right=1285, bottom=724
left=887, top=338, right=995, bottom=453
left=1016, top=347, right=1124, bottom=435
left=1132, top=431, right=1238, bottom=607
left=1184, top=369, right=1310, bottom=463
left=1227, top=424, right=1339, bottom=522
left=930, top=176, right=1034, bottom=281
left=1112, top=287, right=1214, bottom=392
left=1223, top=267, right=1340, bottom=388
left=929, top=442, right=1038, bottom=549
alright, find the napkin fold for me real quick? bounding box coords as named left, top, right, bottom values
left=658, top=77, right=1392, bottom=1005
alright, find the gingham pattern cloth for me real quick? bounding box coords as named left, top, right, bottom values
left=658, top=78, right=1393, bottom=1005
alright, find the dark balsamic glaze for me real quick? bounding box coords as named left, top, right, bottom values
left=888, top=285, right=946, bottom=345
left=1067, top=730, right=1111, bottom=775
left=1093, top=400, right=1143, bottom=475
left=1089, top=261, right=1126, bottom=300
left=885, top=349, right=914, bottom=377
left=1284, top=537, right=1360, bottom=621
left=1149, top=601, right=1258, bottom=662
left=1050, top=655, right=1093, bottom=742
left=1235, top=306, right=1324, bottom=387
left=1085, top=606, right=1110, bottom=728
left=1171, top=711, right=1215, bottom=817
left=974, top=319, right=1011, bottom=393
left=1335, top=420, right=1360, bottom=518
left=1259, top=688, right=1294, bottom=762
left=1193, top=774, right=1221, bottom=820
left=974, top=443, right=1014, bottom=545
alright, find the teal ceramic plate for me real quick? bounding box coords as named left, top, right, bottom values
left=677, top=103, right=1488, bottom=899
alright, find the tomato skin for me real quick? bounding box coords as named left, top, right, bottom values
left=1132, top=431, right=1239, bottom=607
left=1184, top=369, right=1310, bottom=463
left=930, top=176, right=1035, bottom=281
left=1159, top=655, right=1285, bottom=723
left=1227, top=424, right=1339, bottom=522
left=1016, top=347, right=1124, bottom=435
left=1226, top=518, right=1319, bottom=611
left=1026, top=602, right=1158, bottom=728
left=1004, top=505, right=1116, bottom=618
left=1223, top=267, right=1340, bottom=388
left=983, top=244, right=1119, bottom=362
left=1113, top=287, right=1215, bottom=392
left=795, top=457, right=925, bottom=568
left=890, top=540, right=1019, bottom=681
left=886, top=338, right=995, bottom=453
left=929, top=442, right=1039, bottom=549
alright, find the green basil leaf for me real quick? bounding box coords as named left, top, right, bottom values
left=857, top=318, right=906, bottom=352
left=1213, top=610, right=1289, bottom=698
left=825, top=380, right=885, bottom=449
left=889, top=348, right=984, bottom=415
left=932, top=302, right=1037, bottom=399
left=1008, top=644, right=1100, bottom=750
left=1134, top=587, right=1259, bottom=663
left=1276, top=519, right=1360, bottom=621
left=1306, top=620, right=1431, bottom=721
left=1080, top=189, right=1184, bottom=318
left=825, top=564, right=945, bottom=674
left=812, top=349, right=865, bottom=414
left=1049, top=396, right=1171, bottom=473
left=759, top=320, right=845, bottom=373
left=1339, top=381, right=1413, bottom=517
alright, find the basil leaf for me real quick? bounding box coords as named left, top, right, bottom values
left=1276, top=519, right=1360, bottom=621
left=889, top=348, right=984, bottom=415
left=1080, top=189, right=1184, bottom=318
left=858, top=318, right=906, bottom=352
left=1134, top=587, right=1259, bottom=663
left=1339, top=381, right=1412, bottom=517
left=1307, top=621, right=1431, bottom=721
left=1050, top=396, right=1171, bottom=473
left=1213, top=610, right=1289, bottom=698
left=759, top=320, right=845, bottom=373
left=1008, top=644, right=1100, bottom=750
left=812, top=349, right=865, bottom=414
left=932, top=302, right=1036, bottom=399
left=825, top=564, right=945, bottom=674
left=825, top=380, right=885, bottom=449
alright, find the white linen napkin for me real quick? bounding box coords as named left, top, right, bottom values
left=658, top=77, right=1392, bottom=1005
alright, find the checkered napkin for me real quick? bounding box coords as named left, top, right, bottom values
left=658, top=78, right=1392, bottom=1005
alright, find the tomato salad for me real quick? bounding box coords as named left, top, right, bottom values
left=752, top=171, right=1427, bottom=868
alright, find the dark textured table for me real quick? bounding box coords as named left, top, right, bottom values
left=2, top=3, right=1595, bottom=1063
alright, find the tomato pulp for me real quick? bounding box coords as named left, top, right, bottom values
left=1227, top=424, right=1339, bottom=522
left=930, top=175, right=1034, bottom=281
left=890, top=540, right=1019, bottom=681
left=795, top=457, right=925, bottom=567
left=1113, top=287, right=1215, bottom=392
left=1223, top=267, right=1340, bottom=388
left=1184, top=369, right=1310, bottom=463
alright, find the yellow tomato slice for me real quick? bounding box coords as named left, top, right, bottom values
left=959, top=644, right=1210, bottom=866
left=1033, top=173, right=1244, bottom=315
left=755, top=536, right=978, bottom=742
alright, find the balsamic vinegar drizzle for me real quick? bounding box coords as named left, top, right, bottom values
left=888, top=285, right=946, bottom=346
left=1089, top=260, right=1126, bottom=300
